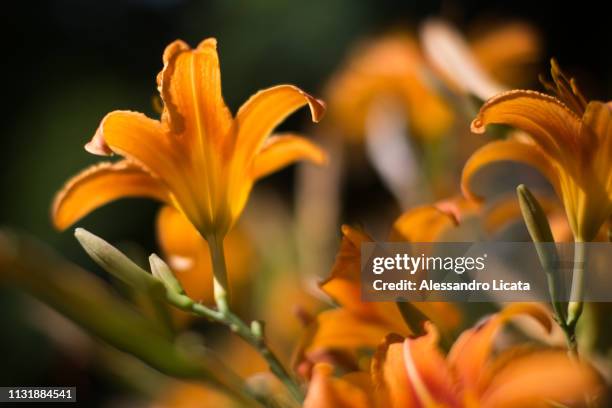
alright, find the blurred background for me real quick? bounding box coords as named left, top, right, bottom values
left=1, top=0, right=611, bottom=406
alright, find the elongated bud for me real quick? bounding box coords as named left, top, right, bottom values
left=517, top=185, right=566, bottom=324
left=148, top=254, right=193, bottom=309
left=75, top=228, right=165, bottom=297
left=149, top=254, right=184, bottom=294
left=516, top=185, right=555, bottom=243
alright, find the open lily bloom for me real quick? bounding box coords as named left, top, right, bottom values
left=52, top=38, right=326, bottom=241
left=297, top=200, right=469, bottom=374
left=462, top=61, right=612, bottom=241
left=304, top=304, right=604, bottom=408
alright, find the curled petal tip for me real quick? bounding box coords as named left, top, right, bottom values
left=312, top=98, right=327, bottom=122
left=470, top=117, right=486, bottom=134
left=301, top=91, right=326, bottom=123
left=85, top=125, right=113, bottom=156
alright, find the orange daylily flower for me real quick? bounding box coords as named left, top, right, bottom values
left=463, top=61, right=612, bottom=241
left=305, top=304, right=605, bottom=408
left=298, top=199, right=471, bottom=373
left=52, top=38, right=326, bottom=242
left=325, top=33, right=454, bottom=142
left=326, top=22, right=540, bottom=143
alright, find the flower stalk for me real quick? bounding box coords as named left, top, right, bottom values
left=567, top=239, right=585, bottom=333
left=204, top=237, right=305, bottom=404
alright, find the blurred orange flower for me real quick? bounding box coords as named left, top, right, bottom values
left=297, top=200, right=470, bottom=374
left=325, top=21, right=540, bottom=143
left=325, top=33, right=453, bottom=143
left=462, top=61, right=612, bottom=241
left=304, top=304, right=604, bottom=408
left=52, top=38, right=326, bottom=242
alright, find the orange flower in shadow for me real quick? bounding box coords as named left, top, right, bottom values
left=305, top=304, right=605, bottom=408
left=52, top=38, right=326, bottom=242
left=462, top=61, right=612, bottom=241
left=297, top=199, right=472, bottom=374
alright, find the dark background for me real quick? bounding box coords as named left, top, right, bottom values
left=1, top=0, right=610, bottom=405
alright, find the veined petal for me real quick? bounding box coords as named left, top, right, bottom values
left=447, top=303, right=552, bottom=389
left=89, top=110, right=178, bottom=179
left=157, top=38, right=232, bottom=143
left=52, top=161, right=167, bottom=230
left=235, top=85, right=325, bottom=162
left=583, top=101, right=612, bottom=191
left=471, top=90, right=582, bottom=161
left=461, top=139, right=560, bottom=202
left=304, top=364, right=372, bottom=408
left=250, top=133, right=327, bottom=180
left=371, top=334, right=416, bottom=408
left=89, top=110, right=205, bottom=225
left=402, top=323, right=459, bottom=407
left=479, top=349, right=603, bottom=408
left=372, top=326, right=458, bottom=408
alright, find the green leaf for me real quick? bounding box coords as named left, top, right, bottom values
left=0, top=229, right=260, bottom=406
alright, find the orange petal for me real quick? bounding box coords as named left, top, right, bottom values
left=471, top=90, right=582, bottom=162
left=583, top=101, right=612, bottom=193
left=304, top=364, right=372, bottom=408
left=479, top=349, right=604, bottom=408
left=470, top=22, right=541, bottom=86
left=447, top=303, right=552, bottom=389
left=235, top=85, right=325, bottom=162
left=88, top=110, right=179, bottom=181
left=371, top=334, right=416, bottom=408
left=156, top=206, right=253, bottom=304
left=52, top=161, right=167, bottom=230
left=88, top=110, right=204, bottom=224
left=305, top=309, right=395, bottom=357
left=250, top=133, right=327, bottom=180
left=157, top=38, right=232, bottom=143
left=320, top=226, right=374, bottom=315
left=390, top=204, right=459, bottom=242
left=461, top=139, right=560, bottom=202
left=372, top=325, right=458, bottom=408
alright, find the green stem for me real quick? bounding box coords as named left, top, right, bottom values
left=204, top=235, right=305, bottom=404
left=567, top=239, right=586, bottom=341
left=208, top=234, right=230, bottom=314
